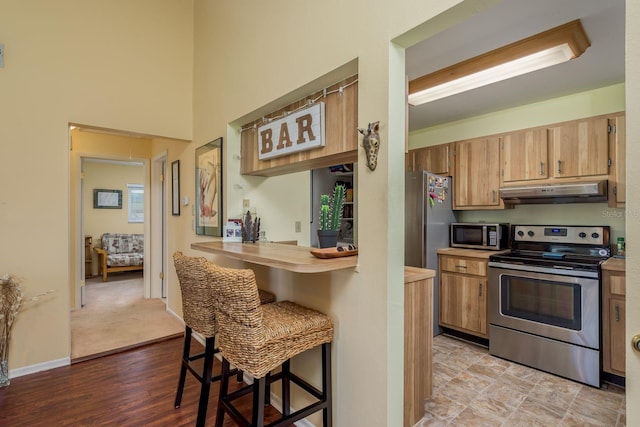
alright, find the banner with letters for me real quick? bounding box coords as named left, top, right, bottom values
left=258, top=102, right=325, bottom=161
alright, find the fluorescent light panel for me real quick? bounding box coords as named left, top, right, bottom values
left=408, top=20, right=590, bottom=106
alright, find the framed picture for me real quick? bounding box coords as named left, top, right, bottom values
left=195, top=137, right=223, bottom=236
left=171, top=160, right=180, bottom=216
left=93, top=189, right=122, bottom=209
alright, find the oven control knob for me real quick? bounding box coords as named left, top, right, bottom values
left=527, top=231, right=535, bottom=237
left=579, top=232, right=587, bottom=238
left=517, top=230, right=524, bottom=237
left=592, top=232, right=600, bottom=239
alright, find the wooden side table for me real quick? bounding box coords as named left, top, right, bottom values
left=84, top=236, right=93, bottom=278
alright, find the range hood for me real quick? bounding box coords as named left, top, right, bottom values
left=500, top=180, right=608, bottom=204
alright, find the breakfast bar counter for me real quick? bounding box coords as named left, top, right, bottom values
left=191, top=241, right=358, bottom=273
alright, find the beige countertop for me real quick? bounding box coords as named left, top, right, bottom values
left=602, top=257, right=625, bottom=272
left=404, top=266, right=435, bottom=283
left=436, top=247, right=509, bottom=259
left=191, top=241, right=358, bottom=273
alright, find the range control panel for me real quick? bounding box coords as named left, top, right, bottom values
left=512, top=225, right=608, bottom=245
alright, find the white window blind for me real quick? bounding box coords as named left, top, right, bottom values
left=127, top=184, right=144, bottom=223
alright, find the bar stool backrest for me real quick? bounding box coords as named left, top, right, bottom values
left=173, top=251, right=218, bottom=338
left=206, top=264, right=266, bottom=368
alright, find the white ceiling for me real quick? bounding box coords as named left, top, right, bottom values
left=406, top=0, right=625, bottom=131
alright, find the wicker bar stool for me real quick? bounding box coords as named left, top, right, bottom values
left=207, top=264, right=334, bottom=427
left=172, top=252, right=276, bottom=427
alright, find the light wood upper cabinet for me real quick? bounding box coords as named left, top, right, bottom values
left=548, top=116, right=609, bottom=178
left=405, top=152, right=414, bottom=172
left=501, top=128, right=548, bottom=182
left=412, top=144, right=451, bottom=175
left=609, top=114, right=626, bottom=207
left=454, top=137, right=502, bottom=209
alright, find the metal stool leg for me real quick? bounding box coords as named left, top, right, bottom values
left=174, top=326, right=192, bottom=408
left=195, top=337, right=215, bottom=427
left=281, top=360, right=290, bottom=415
left=322, top=343, right=332, bottom=427
left=252, top=377, right=266, bottom=427
left=214, top=357, right=231, bottom=427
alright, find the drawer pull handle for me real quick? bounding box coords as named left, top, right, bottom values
left=615, top=304, right=620, bottom=322
left=455, top=265, right=467, bottom=269
left=557, top=160, right=562, bottom=174
left=479, top=283, right=483, bottom=297
left=539, top=162, right=544, bottom=175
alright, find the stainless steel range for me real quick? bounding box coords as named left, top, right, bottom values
left=488, top=225, right=610, bottom=387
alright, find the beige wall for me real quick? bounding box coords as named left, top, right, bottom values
left=0, top=0, right=193, bottom=372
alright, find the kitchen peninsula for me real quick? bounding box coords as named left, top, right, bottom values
left=192, top=240, right=434, bottom=427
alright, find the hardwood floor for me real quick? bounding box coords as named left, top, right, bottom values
left=0, top=336, right=292, bottom=426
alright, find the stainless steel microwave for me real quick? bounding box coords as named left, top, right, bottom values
left=450, top=223, right=509, bottom=250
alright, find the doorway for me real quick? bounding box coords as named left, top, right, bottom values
left=69, top=125, right=182, bottom=361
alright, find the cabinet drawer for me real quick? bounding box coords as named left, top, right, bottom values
left=440, top=256, right=487, bottom=276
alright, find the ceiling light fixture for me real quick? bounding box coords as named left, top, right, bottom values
left=408, top=19, right=590, bottom=106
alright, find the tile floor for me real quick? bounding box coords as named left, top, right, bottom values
left=418, top=334, right=626, bottom=426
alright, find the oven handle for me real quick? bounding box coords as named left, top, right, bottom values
left=488, top=261, right=599, bottom=279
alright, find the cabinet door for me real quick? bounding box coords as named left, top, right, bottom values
left=549, top=117, right=609, bottom=178
left=439, top=272, right=487, bottom=337
left=602, top=269, right=626, bottom=376
left=608, top=298, right=626, bottom=375
left=502, top=129, right=548, bottom=182
left=454, top=137, right=501, bottom=208
left=413, top=144, right=450, bottom=175
left=609, top=114, right=626, bottom=206
left=405, top=151, right=414, bottom=172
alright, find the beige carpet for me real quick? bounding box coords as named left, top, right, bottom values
left=71, top=272, right=183, bottom=362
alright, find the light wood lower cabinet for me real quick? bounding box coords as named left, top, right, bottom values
left=404, top=267, right=433, bottom=427
left=438, top=254, right=488, bottom=338
left=602, top=261, right=626, bottom=377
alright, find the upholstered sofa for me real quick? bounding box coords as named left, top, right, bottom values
left=94, top=233, right=144, bottom=281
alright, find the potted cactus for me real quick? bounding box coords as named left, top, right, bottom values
left=317, top=184, right=346, bottom=248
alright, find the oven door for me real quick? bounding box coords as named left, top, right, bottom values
left=489, top=263, right=599, bottom=349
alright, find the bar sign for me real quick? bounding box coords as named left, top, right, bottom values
left=258, top=102, right=325, bottom=161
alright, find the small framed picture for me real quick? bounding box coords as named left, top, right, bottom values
left=223, top=220, right=243, bottom=242
left=171, top=160, right=180, bottom=216
left=93, top=189, right=122, bottom=209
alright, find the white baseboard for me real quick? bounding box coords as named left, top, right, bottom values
left=9, top=357, right=70, bottom=379
left=166, top=306, right=185, bottom=326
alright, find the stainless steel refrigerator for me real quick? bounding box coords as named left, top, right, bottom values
left=405, top=170, right=457, bottom=336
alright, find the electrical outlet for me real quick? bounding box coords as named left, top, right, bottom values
left=295, top=221, right=301, bottom=233
left=243, top=199, right=250, bottom=211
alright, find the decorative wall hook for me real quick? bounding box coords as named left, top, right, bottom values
left=358, top=121, right=380, bottom=171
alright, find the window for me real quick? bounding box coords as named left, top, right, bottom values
left=127, top=184, right=144, bottom=223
